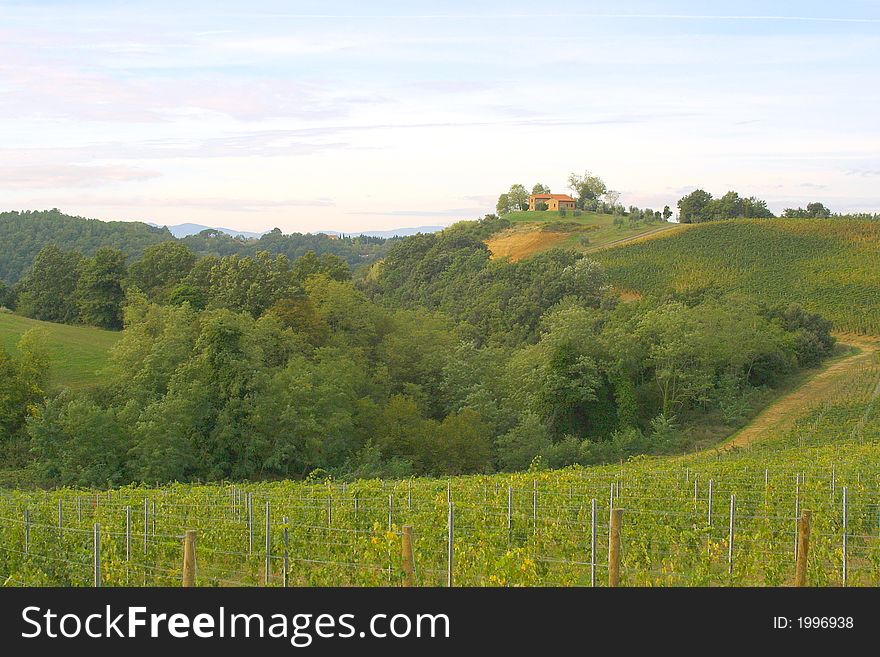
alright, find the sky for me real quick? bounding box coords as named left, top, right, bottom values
left=1, top=0, right=879, bottom=233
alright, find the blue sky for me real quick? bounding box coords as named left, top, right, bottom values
left=1, top=1, right=879, bottom=231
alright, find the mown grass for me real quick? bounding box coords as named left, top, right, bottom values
left=0, top=311, right=120, bottom=390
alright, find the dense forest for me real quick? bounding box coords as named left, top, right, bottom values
left=0, top=212, right=836, bottom=487
left=0, top=209, right=392, bottom=285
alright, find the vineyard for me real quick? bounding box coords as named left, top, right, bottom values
left=1, top=350, right=878, bottom=588
left=594, top=218, right=880, bottom=334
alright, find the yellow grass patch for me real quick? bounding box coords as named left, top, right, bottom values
left=614, top=288, right=643, bottom=302
left=486, top=229, right=572, bottom=261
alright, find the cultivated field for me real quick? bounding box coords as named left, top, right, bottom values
left=595, top=218, right=880, bottom=334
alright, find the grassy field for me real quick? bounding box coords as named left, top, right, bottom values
left=0, top=311, right=120, bottom=390
left=594, top=218, right=880, bottom=334
left=1, top=341, right=877, bottom=587
left=486, top=210, right=680, bottom=261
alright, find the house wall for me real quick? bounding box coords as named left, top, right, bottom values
left=528, top=197, right=576, bottom=211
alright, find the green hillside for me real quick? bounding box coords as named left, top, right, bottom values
left=594, top=218, right=880, bottom=334
left=0, top=312, right=120, bottom=389
left=487, top=210, right=679, bottom=261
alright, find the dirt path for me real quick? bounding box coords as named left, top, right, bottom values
left=720, top=334, right=880, bottom=450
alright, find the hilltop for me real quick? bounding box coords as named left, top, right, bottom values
left=485, top=210, right=680, bottom=261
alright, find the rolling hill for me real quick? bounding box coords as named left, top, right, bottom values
left=592, top=218, right=880, bottom=334
left=0, top=311, right=120, bottom=389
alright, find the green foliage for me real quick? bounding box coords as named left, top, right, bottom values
left=16, top=246, right=82, bottom=323
left=127, top=241, right=197, bottom=302
left=375, top=220, right=609, bottom=346
left=783, top=202, right=832, bottom=218
left=0, top=279, right=16, bottom=310
left=0, top=209, right=171, bottom=285
left=677, top=189, right=774, bottom=223
left=180, top=226, right=390, bottom=267
left=76, top=247, right=127, bottom=329
left=0, top=330, right=49, bottom=454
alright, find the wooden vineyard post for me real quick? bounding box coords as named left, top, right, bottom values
left=608, top=508, right=623, bottom=587
left=183, top=530, right=196, bottom=587
left=794, top=510, right=811, bottom=587
left=401, top=525, right=415, bottom=587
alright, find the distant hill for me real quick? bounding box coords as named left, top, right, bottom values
left=320, top=226, right=445, bottom=238
left=151, top=223, right=267, bottom=239
left=0, top=210, right=399, bottom=284
left=0, top=209, right=172, bottom=284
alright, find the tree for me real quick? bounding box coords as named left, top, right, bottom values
left=783, top=202, right=831, bottom=219
left=806, top=202, right=831, bottom=218
left=532, top=183, right=551, bottom=195
left=0, top=330, right=49, bottom=454
left=507, top=184, right=530, bottom=211
left=567, top=171, right=608, bottom=209
left=662, top=205, right=673, bottom=221
left=16, top=245, right=82, bottom=323
left=0, top=279, right=15, bottom=309
left=128, top=242, right=197, bottom=301
left=428, top=409, right=493, bottom=475
left=604, top=190, right=621, bottom=211
left=290, top=251, right=351, bottom=283
left=268, top=296, right=329, bottom=346
left=496, top=192, right=512, bottom=215
left=741, top=196, right=774, bottom=218
left=495, top=413, right=552, bottom=471
left=677, top=189, right=714, bottom=223
left=76, top=247, right=128, bottom=329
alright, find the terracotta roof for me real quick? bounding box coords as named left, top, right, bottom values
left=530, top=194, right=575, bottom=201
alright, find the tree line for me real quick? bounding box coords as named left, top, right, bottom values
left=677, top=190, right=874, bottom=223
left=0, top=208, right=392, bottom=286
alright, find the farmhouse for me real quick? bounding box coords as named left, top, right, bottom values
left=528, top=193, right=576, bottom=211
